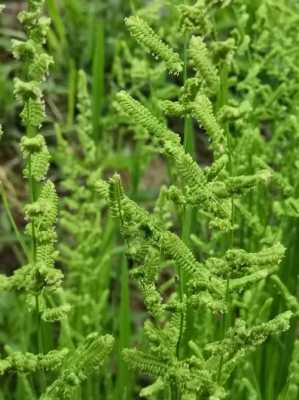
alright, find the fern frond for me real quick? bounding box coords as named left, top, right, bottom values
left=38, top=181, right=58, bottom=226
left=123, top=348, right=168, bottom=377
left=179, top=1, right=212, bottom=35
left=206, top=243, right=286, bottom=279
left=41, top=334, right=114, bottom=400
left=192, top=93, right=224, bottom=157
left=219, top=312, right=293, bottom=383
left=116, top=91, right=180, bottom=146
left=189, top=36, right=219, bottom=92
left=161, top=231, right=199, bottom=276
left=160, top=100, right=185, bottom=117
left=125, top=16, right=183, bottom=74
left=42, top=304, right=71, bottom=322
left=165, top=145, right=207, bottom=193
left=0, top=348, right=68, bottom=376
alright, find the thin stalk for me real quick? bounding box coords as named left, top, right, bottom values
left=177, top=33, right=194, bottom=361
left=47, top=0, right=66, bottom=45
left=26, top=102, right=46, bottom=392
left=113, top=178, right=132, bottom=400
left=115, top=256, right=131, bottom=400
left=92, top=22, right=105, bottom=143
left=66, top=59, right=77, bottom=130
left=130, top=140, right=142, bottom=198
left=217, top=63, right=234, bottom=383
left=170, top=382, right=179, bottom=400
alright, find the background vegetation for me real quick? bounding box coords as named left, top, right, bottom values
left=1, top=0, right=299, bottom=399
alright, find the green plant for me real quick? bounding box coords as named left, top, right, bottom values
left=1, top=1, right=299, bottom=399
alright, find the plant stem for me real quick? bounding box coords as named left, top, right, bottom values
left=176, top=33, right=194, bottom=361
left=217, top=62, right=234, bottom=383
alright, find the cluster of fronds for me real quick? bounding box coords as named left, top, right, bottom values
left=0, top=1, right=114, bottom=398
left=55, top=69, right=110, bottom=337
left=1, top=0, right=299, bottom=399
left=103, top=2, right=299, bottom=398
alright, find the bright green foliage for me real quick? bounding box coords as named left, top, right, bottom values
left=189, top=36, right=219, bottom=93
left=76, top=70, right=96, bottom=164
left=41, top=334, right=114, bottom=400
left=1, top=1, right=114, bottom=399
left=1, top=0, right=299, bottom=399
left=20, top=135, right=50, bottom=181
left=106, top=171, right=291, bottom=397
left=192, top=94, right=224, bottom=157
left=1, top=0, right=64, bottom=314
left=278, top=341, right=299, bottom=400
left=0, top=348, right=69, bottom=375
left=42, top=304, right=72, bottom=322
left=125, top=16, right=183, bottom=74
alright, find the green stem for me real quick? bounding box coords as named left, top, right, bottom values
left=113, top=177, right=131, bottom=400
left=176, top=33, right=194, bottom=361
left=26, top=105, right=46, bottom=393
left=115, top=256, right=131, bottom=400
left=28, top=155, right=38, bottom=264
left=92, top=22, right=105, bottom=143
left=217, top=62, right=234, bottom=383
left=66, top=59, right=77, bottom=131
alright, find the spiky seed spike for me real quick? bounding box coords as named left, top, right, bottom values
left=164, top=145, right=207, bottom=193
left=160, top=100, right=185, bottom=117
left=162, top=231, right=198, bottom=276
left=192, top=94, right=224, bottom=158
left=116, top=91, right=180, bottom=146
left=125, top=16, right=183, bottom=74
left=11, top=0, right=62, bottom=299
left=95, top=179, right=109, bottom=200
left=123, top=348, right=168, bottom=377
left=189, top=36, right=219, bottom=92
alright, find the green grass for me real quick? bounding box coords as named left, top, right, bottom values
left=1, top=0, right=299, bottom=399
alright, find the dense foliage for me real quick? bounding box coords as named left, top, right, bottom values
left=1, top=1, right=299, bottom=399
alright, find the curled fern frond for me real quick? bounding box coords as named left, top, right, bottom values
left=42, top=304, right=72, bottom=322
